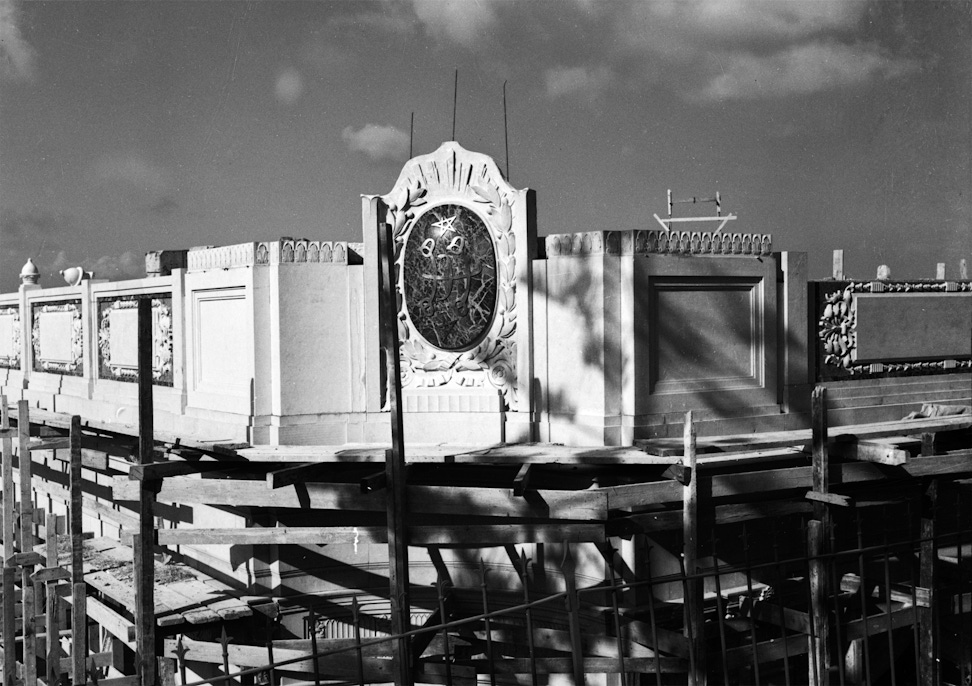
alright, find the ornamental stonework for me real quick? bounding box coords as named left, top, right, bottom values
left=382, top=142, right=521, bottom=410
left=403, top=204, right=497, bottom=351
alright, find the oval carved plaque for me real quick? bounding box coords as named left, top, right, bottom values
left=403, top=204, right=497, bottom=351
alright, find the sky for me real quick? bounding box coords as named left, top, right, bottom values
left=1, top=0, right=969, bottom=292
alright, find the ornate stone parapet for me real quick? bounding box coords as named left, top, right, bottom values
left=818, top=281, right=972, bottom=376
left=145, top=249, right=189, bottom=277
left=543, top=229, right=772, bottom=257
left=97, top=295, right=174, bottom=386
left=187, top=240, right=360, bottom=271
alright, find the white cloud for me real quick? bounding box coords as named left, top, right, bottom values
left=0, top=0, right=36, bottom=81
left=545, top=65, right=614, bottom=102
left=275, top=67, right=304, bottom=105
left=342, top=124, right=410, bottom=162
left=700, top=41, right=917, bottom=101
left=410, top=0, right=497, bottom=46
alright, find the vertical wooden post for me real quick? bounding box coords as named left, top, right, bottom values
left=832, top=250, right=844, bottom=280
left=682, top=411, right=705, bottom=685
left=809, top=387, right=831, bottom=685
left=918, top=480, right=937, bottom=686
left=378, top=223, right=411, bottom=686
left=46, top=511, right=62, bottom=686
left=561, top=544, right=585, bottom=686
left=18, top=400, right=37, bottom=686
left=2, top=566, right=15, bottom=686
left=1, top=396, right=14, bottom=562
left=134, top=298, right=157, bottom=686
left=70, top=414, right=87, bottom=685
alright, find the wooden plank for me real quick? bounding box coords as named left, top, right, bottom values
left=68, top=415, right=87, bottom=686
left=18, top=400, right=38, bottom=686
left=30, top=566, right=71, bottom=584
left=266, top=463, right=331, bottom=490
left=805, top=491, right=853, bottom=508
left=113, top=477, right=607, bottom=520
left=682, top=412, right=704, bottom=686
left=464, top=657, right=687, bottom=674
left=639, top=414, right=972, bottom=454
left=59, top=649, right=111, bottom=673
left=808, top=519, right=830, bottom=685
left=27, top=437, right=71, bottom=451
left=512, top=463, right=532, bottom=496
left=83, top=594, right=136, bottom=646
left=830, top=437, right=909, bottom=465
left=1, top=396, right=15, bottom=563
left=843, top=606, right=916, bottom=641
left=129, top=460, right=233, bottom=481
left=379, top=222, right=411, bottom=686
left=919, top=480, right=937, bottom=686
left=2, top=567, right=16, bottom=686
left=6, top=551, right=44, bottom=567
left=450, top=444, right=679, bottom=466
left=724, top=634, right=810, bottom=670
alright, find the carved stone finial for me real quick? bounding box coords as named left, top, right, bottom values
left=876, top=264, right=891, bottom=281
left=20, top=258, right=40, bottom=285
left=60, top=266, right=93, bottom=286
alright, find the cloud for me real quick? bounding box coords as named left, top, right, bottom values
left=410, top=0, right=497, bottom=46
left=87, top=251, right=144, bottom=281
left=92, top=153, right=171, bottom=196
left=699, top=41, right=917, bottom=101
left=146, top=195, right=180, bottom=218
left=545, top=65, right=614, bottom=102
left=0, top=0, right=36, bottom=81
left=557, top=1, right=917, bottom=102
left=342, top=124, right=410, bottom=162
left=275, top=67, right=304, bottom=105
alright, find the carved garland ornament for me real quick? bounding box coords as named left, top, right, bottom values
left=97, top=296, right=174, bottom=385
left=819, top=287, right=856, bottom=370
left=0, top=305, right=21, bottom=369
left=384, top=148, right=519, bottom=409
left=31, top=300, right=84, bottom=376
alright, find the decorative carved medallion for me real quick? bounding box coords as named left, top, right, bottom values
left=0, top=305, right=21, bottom=369
left=382, top=142, right=520, bottom=409
left=31, top=300, right=84, bottom=376
left=403, top=204, right=497, bottom=351
left=97, top=296, right=174, bottom=386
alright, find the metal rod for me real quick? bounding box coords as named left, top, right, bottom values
left=451, top=69, right=458, bottom=141
left=518, top=551, right=539, bottom=686
left=436, top=573, right=453, bottom=686
left=308, top=603, right=321, bottom=686
left=710, top=527, right=731, bottom=685
left=503, top=80, right=509, bottom=180
left=742, top=522, right=762, bottom=683
left=352, top=597, right=365, bottom=686
left=855, top=509, right=873, bottom=685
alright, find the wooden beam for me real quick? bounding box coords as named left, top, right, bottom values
left=682, top=412, right=704, bottom=686
left=3, top=567, right=16, bottom=686
left=919, top=480, right=937, bottom=686
left=112, top=477, right=607, bottom=520
left=134, top=298, right=157, bottom=686
left=830, top=438, right=908, bottom=466
left=1, top=396, right=15, bottom=563
left=69, top=414, right=87, bottom=686
left=379, top=222, right=411, bottom=686
left=266, top=463, right=332, bottom=490
left=18, top=400, right=38, bottom=686
left=129, top=460, right=233, bottom=482
left=805, top=491, right=853, bottom=508
left=512, top=463, right=532, bottom=496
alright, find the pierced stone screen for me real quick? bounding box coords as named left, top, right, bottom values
left=403, top=204, right=497, bottom=351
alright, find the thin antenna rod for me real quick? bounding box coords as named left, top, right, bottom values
left=452, top=69, right=458, bottom=141
left=409, top=112, right=414, bottom=158
left=503, top=80, right=510, bottom=180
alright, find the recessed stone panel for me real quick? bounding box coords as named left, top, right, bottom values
left=854, top=292, right=972, bottom=362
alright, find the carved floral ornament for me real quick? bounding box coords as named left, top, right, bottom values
left=819, top=286, right=856, bottom=370
left=382, top=143, right=520, bottom=410
left=97, top=296, right=174, bottom=385
left=0, top=305, right=21, bottom=369
left=819, top=283, right=972, bottom=375
left=31, top=300, right=84, bottom=376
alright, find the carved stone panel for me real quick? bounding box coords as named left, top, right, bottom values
left=31, top=300, right=83, bottom=376
left=0, top=305, right=21, bottom=370
left=97, top=296, right=174, bottom=386
left=382, top=142, right=521, bottom=409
